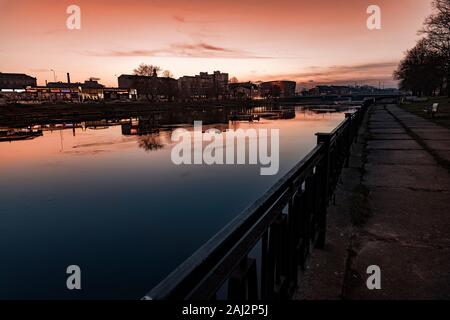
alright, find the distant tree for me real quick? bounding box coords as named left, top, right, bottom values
left=394, top=38, right=444, bottom=96
left=394, top=0, right=450, bottom=96
left=133, top=63, right=161, bottom=76
left=131, top=64, right=161, bottom=101
left=420, top=0, right=450, bottom=96
left=229, top=76, right=239, bottom=83
left=162, top=70, right=174, bottom=78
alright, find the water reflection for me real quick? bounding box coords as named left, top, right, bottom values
left=0, top=127, right=43, bottom=142
left=138, top=134, right=165, bottom=152
left=0, top=105, right=354, bottom=299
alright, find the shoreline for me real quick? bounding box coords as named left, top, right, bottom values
left=0, top=98, right=326, bottom=128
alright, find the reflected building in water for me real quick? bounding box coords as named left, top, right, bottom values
left=121, top=117, right=159, bottom=136
left=0, top=127, right=43, bottom=142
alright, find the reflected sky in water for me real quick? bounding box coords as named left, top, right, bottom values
left=0, top=108, right=345, bottom=299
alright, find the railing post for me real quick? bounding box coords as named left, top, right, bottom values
left=227, top=257, right=258, bottom=300
left=344, top=112, right=353, bottom=167
left=315, top=133, right=332, bottom=249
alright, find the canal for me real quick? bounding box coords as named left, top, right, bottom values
left=0, top=106, right=349, bottom=299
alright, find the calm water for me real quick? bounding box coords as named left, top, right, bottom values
left=0, top=107, right=346, bottom=299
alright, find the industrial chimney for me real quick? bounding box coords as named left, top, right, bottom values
left=67, top=73, right=71, bottom=84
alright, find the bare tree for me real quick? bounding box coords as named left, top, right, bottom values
left=133, top=63, right=161, bottom=76
left=394, top=38, right=444, bottom=96
left=162, top=70, right=174, bottom=78
left=229, top=76, right=239, bottom=83
left=395, top=0, right=450, bottom=96
left=419, top=0, right=450, bottom=96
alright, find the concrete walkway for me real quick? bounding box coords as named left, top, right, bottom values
left=296, top=104, right=450, bottom=300
left=345, top=104, right=450, bottom=299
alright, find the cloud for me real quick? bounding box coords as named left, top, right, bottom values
left=171, top=14, right=222, bottom=39
left=83, top=42, right=272, bottom=59
left=28, top=68, right=51, bottom=72
left=173, top=15, right=186, bottom=23
left=259, top=61, right=399, bottom=87
left=288, top=62, right=398, bottom=78
left=172, top=42, right=234, bottom=52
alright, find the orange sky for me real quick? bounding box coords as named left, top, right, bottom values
left=0, top=0, right=433, bottom=88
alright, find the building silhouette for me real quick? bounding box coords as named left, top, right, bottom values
left=118, top=71, right=178, bottom=102
left=260, top=81, right=296, bottom=98
left=0, top=72, right=37, bottom=90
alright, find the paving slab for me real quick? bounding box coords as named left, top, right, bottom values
left=370, top=128, right=407, bottom=134
left=369, top=116, right=395, bottom=120
left=410, top=128, right=450, bottom=134
left=367, top=140, right=422, bottom=150
left=369, top=124, right=403, bottom=129
left=422, top=140, right=450, bottom=151
left=367, top=189, right=450, bottom=244
left=403, top=123, right=441, bottom=129
left=369, top=121, right=398, bottom=125
left=434, top=150, right=450, bottom=163
left=347, top=241, right=450, bottom=299
left=364, top=164, right=450, bottom=191
left=371, top=134, right=411, bottom=140
left=413, top=131, right=450, bottom=141
left=369, top=118, right=395, bottom=122
left=367, top=150, right=435, bottom=165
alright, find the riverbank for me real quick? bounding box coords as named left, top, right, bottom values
left=0, top=100, right=266, bottom=128
left=296, top=103, right=450, bottom=299
left=399, top=96, right=450, bottom=129
left=0, top=95, right=380, bottom=128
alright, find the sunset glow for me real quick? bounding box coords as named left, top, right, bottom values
left=0, top=0, right=433, bottom=87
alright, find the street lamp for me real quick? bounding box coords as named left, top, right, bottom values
left=50, top=69, right=57, bottom=82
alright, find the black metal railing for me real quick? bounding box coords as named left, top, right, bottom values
left=144, top=101, right=371, bottom=300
